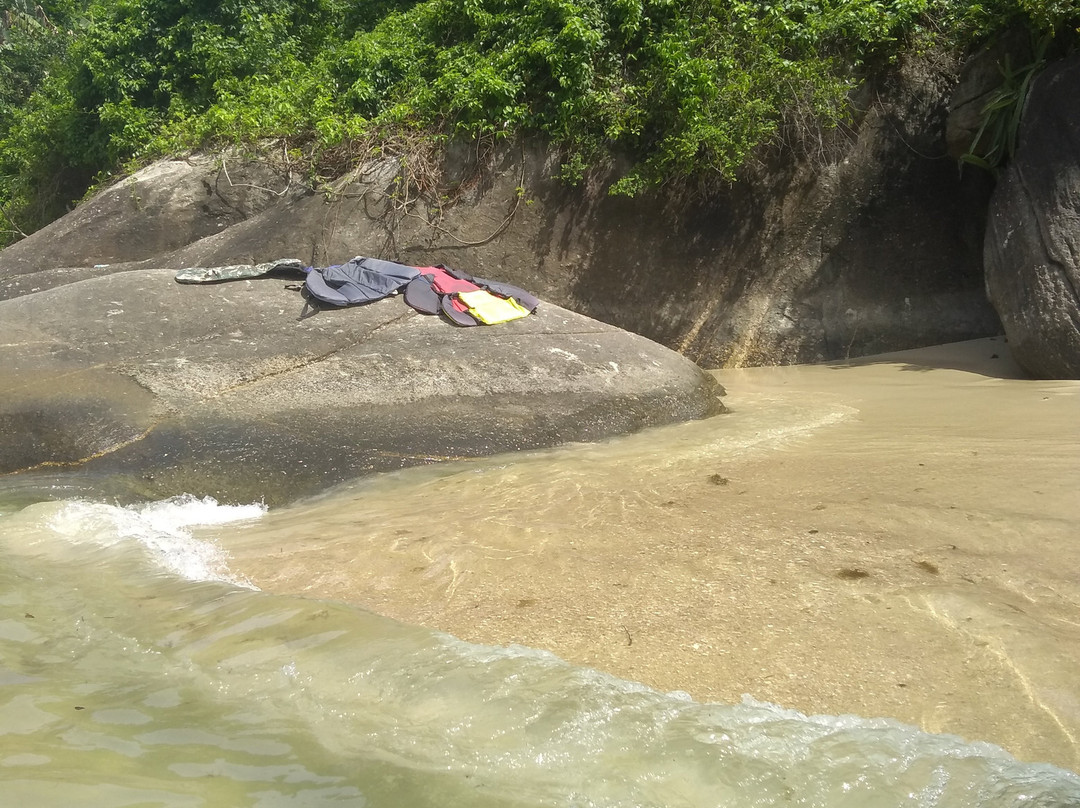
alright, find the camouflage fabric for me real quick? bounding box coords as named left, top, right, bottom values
left=174, top=258, right=305, bottom=284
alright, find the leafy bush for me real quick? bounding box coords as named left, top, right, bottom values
left=0, top=1, right=79, bottom=236
left=1, top=0, right=1078, bottom=245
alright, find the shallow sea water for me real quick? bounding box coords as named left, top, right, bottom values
left=1, top=339, right=1078, bottom=807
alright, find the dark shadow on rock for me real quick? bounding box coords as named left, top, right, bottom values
left=822, top=336, right=1029, bottom=380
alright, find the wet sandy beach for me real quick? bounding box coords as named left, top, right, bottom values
left=219, top=337, right=1080, bottom=772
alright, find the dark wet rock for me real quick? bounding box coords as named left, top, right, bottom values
left=985, top=54, right=1080, bottom=379
left=0, top=270, right=722, bottom=505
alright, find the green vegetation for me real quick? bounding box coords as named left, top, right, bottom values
left=960, top=29, right=1052, bottom=173
left=1, top=0, right=1077, bottom=245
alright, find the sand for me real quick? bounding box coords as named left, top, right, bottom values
left=220, top=337, right=1080, bottom=772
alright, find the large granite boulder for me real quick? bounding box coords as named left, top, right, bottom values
left=984, top=54, right=1080, bottom=379
left=0, top=154, right=296, bottom=278
left=0, top=54, right=1002, bottom=367
left=0, top=269, right=722, bottom=505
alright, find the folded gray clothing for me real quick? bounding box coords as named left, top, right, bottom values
left=304, top=256, right=421, bottom=306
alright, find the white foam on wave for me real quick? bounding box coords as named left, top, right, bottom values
left=45, top=494, right=265, bottom=588
left=318, top=625, right=1080, bottom=805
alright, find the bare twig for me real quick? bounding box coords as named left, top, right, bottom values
left=0, top=204, right=27, bottom=240
left=312, top=132, right=527, bottom=254
left=220, top=153, right=294, bottom=197
left=395, top=138, right=528, bottom=249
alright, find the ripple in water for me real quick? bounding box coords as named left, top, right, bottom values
left=0, top=493, right=1077, bottom=807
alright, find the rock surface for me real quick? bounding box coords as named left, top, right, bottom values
left=0, top=54, right=1002, bottom=367
left=984, top=54, right=1080, bottom=379
left=0, top=269, right=722, bottom=505
left=0, top=155, right=293, bottom=277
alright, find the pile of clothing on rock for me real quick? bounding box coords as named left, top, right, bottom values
left=175, top=256, right=539, bottom=326
left=305, top=256, right=539, bottom=325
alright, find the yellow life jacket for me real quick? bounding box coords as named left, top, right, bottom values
left=455, top=290, right=531, bottom=325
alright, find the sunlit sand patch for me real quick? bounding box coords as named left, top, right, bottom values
left=213, top=338, right=1080, bottom=770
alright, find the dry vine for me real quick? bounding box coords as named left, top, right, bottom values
left=316, top=130, right=528, bottom=255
